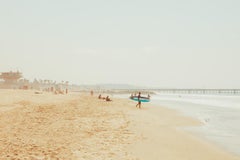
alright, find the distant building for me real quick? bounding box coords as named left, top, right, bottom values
left=0, top=71, right=69, bottom=92
left=0, top=71, right=22, bottom=89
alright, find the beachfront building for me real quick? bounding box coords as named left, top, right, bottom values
left=0, top=71, right=70, bottom=93
left=0, top=71, right=22, bottom=89
left=18, top=78, right=31, bottom=90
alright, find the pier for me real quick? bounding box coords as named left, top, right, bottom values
left=154, top=89, right=240, bottom=95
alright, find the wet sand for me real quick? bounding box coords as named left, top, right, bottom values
left=0, top=90, right=239, bottom=160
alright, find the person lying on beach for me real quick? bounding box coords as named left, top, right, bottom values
left=98, top=94, right=106, bottom=100
left=106, top=96, right=112, bottom=101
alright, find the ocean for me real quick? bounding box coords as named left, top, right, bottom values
left=151, top=93, right=240, bottom=155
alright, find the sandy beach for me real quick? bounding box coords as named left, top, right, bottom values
left=0, top=90, right=239, bottom=160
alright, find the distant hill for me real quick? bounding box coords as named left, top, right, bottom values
left=71, top=83, right=150, bottom=90
left=95, top=84, right=147, bottom=90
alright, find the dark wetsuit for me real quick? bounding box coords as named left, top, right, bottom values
left=138, top=94, right=141, bottom=104
left=136, top=93, right=141, bottom=108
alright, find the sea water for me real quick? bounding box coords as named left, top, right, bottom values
left=151, top=93, right=240, bottom=155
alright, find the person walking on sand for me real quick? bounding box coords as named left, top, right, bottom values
left=136, top=92, right=142, bottom=109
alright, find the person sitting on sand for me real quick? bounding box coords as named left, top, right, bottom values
left=147, top=94, right=150, bottom=98
left=98, top=94, right=102, bottom=99
left=130, top=94, right=133, bottom=98
left=136, top=92, right=141, bottom=109
left=106, top=96, right=112, bottom=101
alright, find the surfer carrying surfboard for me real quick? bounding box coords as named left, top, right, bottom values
left=136, top=92, right=142, bottom=109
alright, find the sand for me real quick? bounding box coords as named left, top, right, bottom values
left=0, top=89, right=239, bottom=160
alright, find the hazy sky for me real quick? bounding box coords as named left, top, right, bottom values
left=1, top=0, right=240, bottom=88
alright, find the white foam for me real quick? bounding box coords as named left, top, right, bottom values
left=152, top=93, right=240, bottom=155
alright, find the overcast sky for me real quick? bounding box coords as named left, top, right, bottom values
left=1, top=0, right=240, bottom=88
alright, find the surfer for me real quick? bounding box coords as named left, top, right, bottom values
left=136, top=92, right=141, bottom=109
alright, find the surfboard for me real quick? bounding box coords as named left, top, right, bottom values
left=130, top=96, right=150, bottom=102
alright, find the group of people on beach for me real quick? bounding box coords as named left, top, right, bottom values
left=98, top=94, right=112, bottom=101
left=91, top=90, right=112, bottom=101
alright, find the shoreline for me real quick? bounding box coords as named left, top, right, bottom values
left=127, top=102, right=240, bottom=160
left=151, top=94, right=240, bottom=156
left=0, top=89, right=239, bottom=159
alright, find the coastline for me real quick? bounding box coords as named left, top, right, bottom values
left=0, top=89, right=239, bottom=159
left=151, top=93, right=240, bottom=156
left=127, top=102, right=240, bottom=160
